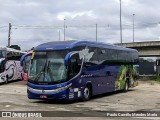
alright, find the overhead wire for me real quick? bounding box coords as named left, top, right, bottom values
left=1, top=21, right=160, bottom=43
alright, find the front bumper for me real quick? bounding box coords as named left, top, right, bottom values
left=27, top=89, right=68, bottom=101
left=27, top=82, right=72, bottom=101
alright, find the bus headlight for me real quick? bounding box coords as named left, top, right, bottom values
left=27, top=83, right=72, bottom=94
left=56, top=83, right=72, bottom=92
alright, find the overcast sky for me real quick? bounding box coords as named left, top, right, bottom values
left=0, top=0, right=160, bottom=50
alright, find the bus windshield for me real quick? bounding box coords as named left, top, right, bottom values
left=28, top=51, right=68, bottom=84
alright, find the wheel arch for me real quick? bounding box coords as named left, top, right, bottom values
left=85, top=82, right=93, bottom=96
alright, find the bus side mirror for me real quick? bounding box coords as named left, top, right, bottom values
left=64, top=52, right=71, bottom=66
left=20, top=54, right=26, bottom=66
left=20, top=53, right=32, bottom=73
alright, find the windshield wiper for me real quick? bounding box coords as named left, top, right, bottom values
left=46, top=61, right=55, bottom=81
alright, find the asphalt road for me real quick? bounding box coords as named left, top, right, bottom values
left=0, top=80, right=160, bottom=120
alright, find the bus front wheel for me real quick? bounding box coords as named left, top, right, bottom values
left=5, top=76, right=8, bottom=84
left=83, top=85, right=92, bottom=101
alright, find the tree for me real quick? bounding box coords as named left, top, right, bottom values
left=10, top=45, right=21, bottom=50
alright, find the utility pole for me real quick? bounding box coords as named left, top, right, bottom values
left=8, top=23, right=12, bottom=47
left=64, top=19, right=66, bottom=41
left=96, top=24, right=97, bottom=42
left=59, top=30, right=61, bottom=41
left=120, top=0, right=123, bottom=45
left=133, top=14, right=135, bottom=46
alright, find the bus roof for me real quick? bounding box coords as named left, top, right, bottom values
left=35, top=40, right=138, bottom=52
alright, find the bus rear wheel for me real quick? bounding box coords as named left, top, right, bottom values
left=83, top=85, right=92, bottom=101
left=123, top=80, right=129, bottom=92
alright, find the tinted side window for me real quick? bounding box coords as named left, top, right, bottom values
left=106, top=49, right=117, bottom=60
left=72, top=46, right=86, bottom=51
left=98, top=48, right=106, bottom=63
left=84, top=47, right=98, bottom=68
left=117, top=50, right=127, bottom=61
left=7, top=51, right=22, bottom=60
left=88, top=47, right=98, bottom=64
left=125, top=51, right=132, bottom=61
left=131, top=52, right=138, bottom=62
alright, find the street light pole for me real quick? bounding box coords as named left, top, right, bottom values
left=96, top=24, right=97, bottom=42
left=120, top=0, right=123, bottom=45
left=8, top=23, right=12, bottom=47
left=133, top=14, right=135, bottom=46
left=59, top=30, right=61, bottom=41
left=64, top=19, right=66, bottom=41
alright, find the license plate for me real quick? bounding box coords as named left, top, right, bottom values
left=40, top=95, right=47, bottom=99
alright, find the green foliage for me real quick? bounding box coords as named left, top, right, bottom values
left=149, top=76, right=160, bottom=82
left=10, top=45, right=21, bottom=50
left=115, top=65, right=136, bottom=90
left=115, top=65, right=126, bottom=90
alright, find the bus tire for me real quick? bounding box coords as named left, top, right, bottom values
left=83, top=84, right=92, bottom=101
left=21, top=73, right=23, bottom=80
left=5, top=76, right=8, bottom=84
left=123, top=80, right=129, bottom=92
